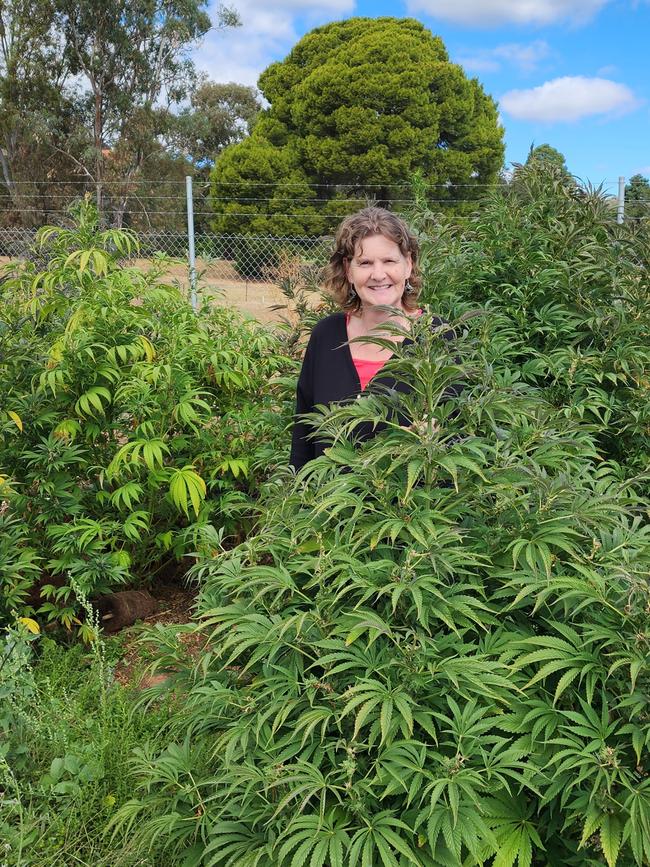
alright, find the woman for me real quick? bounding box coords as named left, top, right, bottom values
left=290, top=206, right=455, bottom=470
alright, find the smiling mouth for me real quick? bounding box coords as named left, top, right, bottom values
left=368, top=284, right=392, bottom=290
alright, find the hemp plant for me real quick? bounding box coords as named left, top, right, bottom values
left=0, top=200, right=292, bottom=632
left=111, top=313, right=650, bottom=866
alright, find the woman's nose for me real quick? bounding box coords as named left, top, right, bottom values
left=370, top=261, right=386, bottom=279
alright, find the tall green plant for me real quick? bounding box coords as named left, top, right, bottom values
left=111, top=315, right=650, bottom=866
left=416, top=161, right=650, bottom=479
left=0, top=200, right=294, bottom=631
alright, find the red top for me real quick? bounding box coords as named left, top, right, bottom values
left=353, top=357, right=386, bottom=390
left=346, top=309, right=422, bottom=390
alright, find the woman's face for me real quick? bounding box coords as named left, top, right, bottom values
left=345, top=233, right=412, bottom=310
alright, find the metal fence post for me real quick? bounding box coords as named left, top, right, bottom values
left=617, top=176, right=625, bottom=225
left=186, top=175, right=198, bottom=310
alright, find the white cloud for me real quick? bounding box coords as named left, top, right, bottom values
left=458, top=55, right=500, bottom=73
left=406, top=0, right=610, bottom=27
left=493, top=40, right=550, bottom=70
left=194, top=0, right=354, bottom=88
left=458, top=40, right=550, bottom=74
left=500, top=76, right=641, bottom=122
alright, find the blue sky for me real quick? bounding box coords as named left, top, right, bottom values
left=195, top=0, right=650, bottom=193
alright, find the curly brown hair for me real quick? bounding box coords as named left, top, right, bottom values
left=322, top=207, right=422, bottom=313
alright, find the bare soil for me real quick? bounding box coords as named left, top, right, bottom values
left=112, top=581, right=201, bottom=689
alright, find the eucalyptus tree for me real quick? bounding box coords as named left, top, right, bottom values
left=170, top=81, right=260, bottom=171
left=161, top=80, right=261, bottom=230
left=1, top=0, right=241, bottom=226
left=53, top=0, right=239, bottom=223
left=0, top=0, right=73, bottom=223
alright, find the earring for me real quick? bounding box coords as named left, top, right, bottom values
left=404, top=279, right=415, bottom=295
left=347, top=282, right=358, bottom=301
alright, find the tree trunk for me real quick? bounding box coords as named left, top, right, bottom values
left=94, top=87, right=103, bottom=221
left=0, top=139, right=31, bottom=226
left=0, top=145, right=16, bottom=201
left=112, top=151, right=144, bottom=228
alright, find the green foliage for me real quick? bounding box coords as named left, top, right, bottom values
left=210, top=17, right=504, bottom=235
left=0, top=623, right=174, bottom=865
left=0, top=515, right=41, bottom=616
left=524, top=143, right=571, bottom=175
left=0, top=0, right=73, bottom=226
left=0, top=200, right=294, bottom=629
left=110, top=313, right=650, bottom=866
left=171, top=81, right=261, bottom=167
left=417, top=160, right=650, bottom=480
left=0, top=618, right=39, bottom=774
left=0, top=0, right=241, bottom=228
left=624, top=174, right=650, bottom=223
left=4, top=160, right=650, bottom=866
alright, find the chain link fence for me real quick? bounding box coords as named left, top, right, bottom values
left=0, top=227, right=333, bottom=318
left=0, top=226, right=39, bottom=260
left=0, top=227, right=330, bottom=280
left=138, top=231, right=331, bottom=283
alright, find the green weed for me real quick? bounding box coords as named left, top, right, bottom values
left=0, top=199, right=294, bottom=631
left=0, top=621, right=172, bottom=866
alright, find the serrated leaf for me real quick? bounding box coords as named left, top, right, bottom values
left=600, top=813, right=622, bottom=867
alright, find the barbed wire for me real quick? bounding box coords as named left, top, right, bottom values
left=0, top=207, right=476, bottom=220
left=0, top=194, right=430, bottom=205
left=2, top=182, right=633, bottom=196
left=1, top=193, right=461, bottom=205
left=0, top=192, right=187, bottom=202
left=1, top=179, right=505, bottom=188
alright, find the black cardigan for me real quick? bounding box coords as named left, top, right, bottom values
left=289, top=311, right=456, bottom=470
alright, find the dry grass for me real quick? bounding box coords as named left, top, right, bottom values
left=139, top=257, right=323, bottom=323
left=1, top=254, right=323, bottom=323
